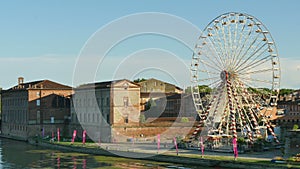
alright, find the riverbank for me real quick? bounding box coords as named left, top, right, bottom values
left=27, top=138, right=299, bottom=169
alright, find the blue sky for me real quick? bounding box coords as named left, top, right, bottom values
left=0, top=1, right=300, bottom=89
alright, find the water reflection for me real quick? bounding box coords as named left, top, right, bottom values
left=0, top=138, right=211, bottom=169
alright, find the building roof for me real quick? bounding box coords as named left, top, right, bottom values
left=5, top=79, right=72, bottom=92
left=76, top=79, right=139, bottom=90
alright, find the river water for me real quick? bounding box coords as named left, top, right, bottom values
left=0, top=138, right=214, bottom=169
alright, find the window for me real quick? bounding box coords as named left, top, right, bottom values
left=125, top=115, right=129, bottom=123
left=123, top=97, right=128, bottom=107
left=51, top=117, right=55, bottom=123
left=36, top=91, right=40, bottom=97
left=123, top=83, right=128, bottom=90
left=36, top=99, right=40, bottom=106
left=106, top=114, right=110, bottom=124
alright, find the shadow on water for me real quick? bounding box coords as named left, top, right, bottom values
left=0, top=138, right=220, bottom=169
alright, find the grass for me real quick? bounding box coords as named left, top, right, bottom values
left=45, top=140, right=300, bottom=168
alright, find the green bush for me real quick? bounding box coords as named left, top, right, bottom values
left=293, top=124, right=299, bottom=130
left=181, top=117, right=189, bottom=123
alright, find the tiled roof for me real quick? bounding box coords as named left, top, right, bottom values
left=76, top=79, right=138, bottom=90
left=6, top=79, right=72, bottom=91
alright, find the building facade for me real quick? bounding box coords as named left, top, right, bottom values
left=138, top=78, right=183, bottom=111
left=69, top=79, right=141, bottom=142
left=144, top=93, right=197, bottom=122
left=1, top=77, right=72, bottom=140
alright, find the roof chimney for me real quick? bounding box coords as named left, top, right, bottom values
left=18, top=77, right=24, bottom=85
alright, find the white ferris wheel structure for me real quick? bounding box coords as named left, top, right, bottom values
left=190, top=12, right=280, bottom=144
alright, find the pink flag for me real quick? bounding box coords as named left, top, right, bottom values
left=83, top=159, right=87, bottom=169
left=157, top=134, right=160, bottom=152
left=233, top=137, right=238, bottom=159
left=82, top=130, right=86, bottom=145
left=173, top=137, right=178, bottom=155
left=71, top=130, right=77, bottom=144
left=57, top=128, right=60, bottom=142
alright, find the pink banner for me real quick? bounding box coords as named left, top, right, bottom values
left=57, top=128, right=60, bottom=142
left=233, top=138, right=238, bottom=159
left=157, top=134, right=160, bottom=152
left=173, top=137, right=178, bottom=155
left=82, top=130, right=86, bottom=145
left=71, top=130, right=77, bottom=144
left=200, top=137, right=204, bottom=156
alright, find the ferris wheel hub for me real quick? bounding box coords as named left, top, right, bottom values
left=220, top=70, right=237, bottom=81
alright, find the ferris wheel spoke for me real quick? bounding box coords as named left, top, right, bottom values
left=205, top=36, right=227, bottom=68
left=197, top=76, right=219, bottom=82
left=234, top=33, right=262, bottom=70
left=210, top=27, right=228, bottom=67
left=235, top=43, right=268, bottom=71
left=238, top=68, right=274, bottom=75
left=236, top=47, right=269, bottom=72
left=207, top=79, right=223, bottom=89
left=239, top=77, right=273, bottom=85
left=226, top=18, right=234, bottom=64
left=237, top=55, right=272, bottom=73
left=231, top=18, right=247, bottom=62
left=232, top=22, right=255, bottom=68
left=220, top=22, right=231, bottom=67
left=199, top=45, right=224, bottom=70
left=230, top=15, right=241, bottom=68
left=199, top=59, right=222, bottom=72
left=198, top=69, right=219, bottom=75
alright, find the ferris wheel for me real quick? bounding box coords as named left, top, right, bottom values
left=190, top=12, right=280, bottom=143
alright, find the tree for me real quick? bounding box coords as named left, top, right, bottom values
left=139, top=114, right=146, bottom=124
left=184, top=85, right=212, bottom=94
left=133, top=78, right=147, bottom=83
left=293, top=124, right=299, bottom=130
left=181, top=117, right=189, bottom=123
left=198, top=85, right=212, bottom=93
left=145, top=98, right=156, bottom=111
left=279, top=88, right=294, bottom=96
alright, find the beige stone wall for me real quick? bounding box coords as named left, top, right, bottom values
left=139, top=79, right=165, bottom=93
left=112, top=125, right=194, bottom=142
left=112, top=80, right=140, bottom=125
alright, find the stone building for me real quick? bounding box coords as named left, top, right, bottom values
left=69, top=79, right=141, bottom=142
left=138, top=78, right=183, bottom=111
left=144, top=93, right=197, bottom=122
left=1, top=77, right=73, bottom=140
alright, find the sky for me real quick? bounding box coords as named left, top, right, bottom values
left=0, top=0, right=300, bottom=89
